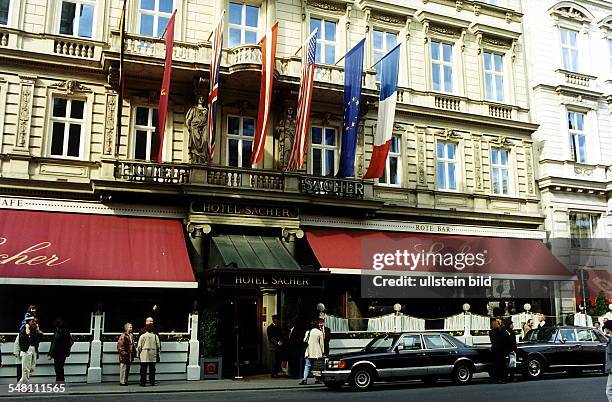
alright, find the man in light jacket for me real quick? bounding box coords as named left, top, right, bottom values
left=137, top=324, right=161, bottom=387
left=604, top=320, right=612, bottom=402
left=300, top=321, right=324, bottom=385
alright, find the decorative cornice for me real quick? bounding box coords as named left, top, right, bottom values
left=489, top=135, right=513, bottom=147
left=48, top=80, right=92, bottom=95
left=550, top=4, right=592, bottom=24
left=306, top=0, right=348, bottom=13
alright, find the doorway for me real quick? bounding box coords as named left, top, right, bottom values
left=220, top=293, right=262, bottom=376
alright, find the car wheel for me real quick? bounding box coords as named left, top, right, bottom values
left=452, top=364, right=473, bottom=385
left=349, top=366, right=375, bottom=391
left=524, top=356, right=545, bottom=380
left=324, top=382, right=343, bottom=391
left=567, top=368, right=582, bottom=377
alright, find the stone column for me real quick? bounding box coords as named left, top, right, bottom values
left=187, top=313, right=201, bottom=380
left=187, top=223, right=211, bottom=273
left=87, top=312, right=103, bottom=383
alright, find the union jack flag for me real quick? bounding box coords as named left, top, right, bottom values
left=208, top=11, right=225, bottom=161
left=286, top=29, right=318, bottom=171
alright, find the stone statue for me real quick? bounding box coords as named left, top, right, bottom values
left=276, top=105, right=296, bottom=170
left=186, top=95, right=209, bottom=164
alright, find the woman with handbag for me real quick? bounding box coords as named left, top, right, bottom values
left=299, top=320, right=324, bottom=385
left=137, top=323, right=161, bottom=387
left=503, top=318, right=518, bottom=382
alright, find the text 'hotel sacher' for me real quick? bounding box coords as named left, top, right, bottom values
left=0, top=0, right=611, bottom=377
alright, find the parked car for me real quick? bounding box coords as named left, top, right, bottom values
left=320, top=332, right=492, bottom=391
left=518, top=326, right=606, bottom=380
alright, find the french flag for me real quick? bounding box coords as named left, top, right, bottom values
left=364, top=44, right=401, bottom=179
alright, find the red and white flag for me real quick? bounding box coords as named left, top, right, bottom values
left=208, top=11, right=225, bottom=161
left=156, top=10, right=177, bottom=162
left=250, top=21, right=279, bottom=166
left=286, top=29, right=318, bottom=171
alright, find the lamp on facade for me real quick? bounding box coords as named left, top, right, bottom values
left=523, top=303, right=531, bottom=313
left=317, top=303, right=326, bottom=318
left=462, top=303, right=471, bottom=314
left=394, top=303, right=402, bottom=316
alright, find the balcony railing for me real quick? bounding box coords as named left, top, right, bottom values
left=109, top=160, right=368, bottom=199
left=114, top=160, right=191, bottom=184
left=556, top=69, right=596, bottom=88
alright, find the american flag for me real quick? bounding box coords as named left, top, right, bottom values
left=208, top=11, right=225, bottom=161
left=286, top=29, right=318, bottom=171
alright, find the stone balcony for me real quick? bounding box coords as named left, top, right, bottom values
left=102, top=159, right=373, bottom=201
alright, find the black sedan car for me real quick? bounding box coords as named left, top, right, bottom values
left=518, top=326, right=607, bottom=379
left=320, top=332, right=492, bottom=391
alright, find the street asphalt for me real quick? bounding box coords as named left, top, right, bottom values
left=0, top=373, right=607, bottom=402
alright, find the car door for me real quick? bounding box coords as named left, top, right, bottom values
left=556, top=328, right=580, bottom=366
left=576, top=328, right=605, bottom=367
left=422, top=334, right=457, bottom=376
left=391, top=334, right=427, bottom=378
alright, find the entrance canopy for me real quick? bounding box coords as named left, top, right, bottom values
left=209, top=235, right=300, bottom=270
left=0, top=209, right=197, bottom=288
left=306, top=229, right=574, bottom=280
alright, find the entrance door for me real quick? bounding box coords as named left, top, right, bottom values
left=221, top=294, right=262, bottom=377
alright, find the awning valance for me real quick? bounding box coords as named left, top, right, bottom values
left=0, top=209, right=197, bottom=288
left=209, top=235, right=300, bottom=270
left=306, top=229, right=574, bottom=280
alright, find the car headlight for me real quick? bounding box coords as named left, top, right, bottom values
left=327, top=360, right=346, bottom=369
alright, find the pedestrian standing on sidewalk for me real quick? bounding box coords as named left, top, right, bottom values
left=117, top=323, right=135, bottom=386
left=603, top=320, right=612, bottom=402
left=139, top=317, right=156, bottom=336
left=267, top=315, right=284, bottom=378
left=503, top=318, right=518, bottom=382
left=17, top=318, right=41, bottom=385
left=137, top=323, right=161, bottom=387
left=48, top=318, right=73, bottom=383
left=300, top=321, right=324, bottom=385
left=489, top=317, right=506, bottom=383
left=15, top=305, right=39, bottom=381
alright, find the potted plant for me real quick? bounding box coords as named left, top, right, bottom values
left=200, top=302, right=223, bottom=379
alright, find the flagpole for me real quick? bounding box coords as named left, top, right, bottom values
left=207, top=10, right=226, bottom=42
left=293, top=28, right=318, bottom=56
left=368, top=43, right=401, bottom=70
left=334, top=54, right=346, bottom=66
left=160, top=9, right=177, bottom=40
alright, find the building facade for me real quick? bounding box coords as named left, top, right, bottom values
left=522, top=0, right=612, bottom=314
left=0, top=0, right=577, bottom=376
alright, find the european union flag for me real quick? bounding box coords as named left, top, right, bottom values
left=337, top=39, right=365, bottom=178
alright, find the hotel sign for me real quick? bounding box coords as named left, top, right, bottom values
left=192, top=201, right=298, bottom=219
left=208, top=272, right=325, bottom=289
left=299, top=177, right=364, bottom=199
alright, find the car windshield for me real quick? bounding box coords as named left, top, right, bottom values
left=525, top=328, right=556, bottom=342
left=365, top=335, right=399, bottom=352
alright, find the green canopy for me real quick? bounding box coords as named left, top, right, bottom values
left=209, top=235, right=301, bottom=270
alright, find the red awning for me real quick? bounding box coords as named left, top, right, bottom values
left=306, top=229, right=574, bottom=280
left=0, top=210, right=197, bottom=288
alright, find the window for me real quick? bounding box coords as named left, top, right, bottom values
left=310, top=126, right=337, bottom=176
left=576, top=329, right=595, bottom=342
left=423, top=335, right=454, bottom=349
left=228, top=2, right=258, bottom=47
left=373, top=30, right=397, bottom=80
left=557, top=329, right=577, bottom=342
left=436, top=142, right=457, bottom=190
left=399, top=335, right=422, bottom=350
left=226, top=115, right=254, bottom=168
left=567, top=111, right=586, bottom=163
left=49, top=98, right=85, bottom=158
left=431, top=41, right=453, bottom=93
left=380, top=135, right=400, bottom=186
left=560, top=28, right=579, bottom=72
left=310, top=18, right=336, bottom=65
left=491, top=148, right=510, bottom=195
left=59, top=0, right=96, bottom=38
left=139, top=0, right=173, bottom=37
left=133, top=107, right=159, bottom=160
left=0, top=0, right=9, bottom=26
left=483, top=52, right=504, bottom=102
left=569, top=212, right=599, bottom=248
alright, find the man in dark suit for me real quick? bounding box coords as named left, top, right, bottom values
left=266, top=315, right=284, bottom=378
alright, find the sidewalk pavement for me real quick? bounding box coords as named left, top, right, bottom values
left=0, top=376, right=324, bottom=397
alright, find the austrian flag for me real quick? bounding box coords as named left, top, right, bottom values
left=364, top=44, right=401, bottom=179
left=251, top=22, right=279, bottom=166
